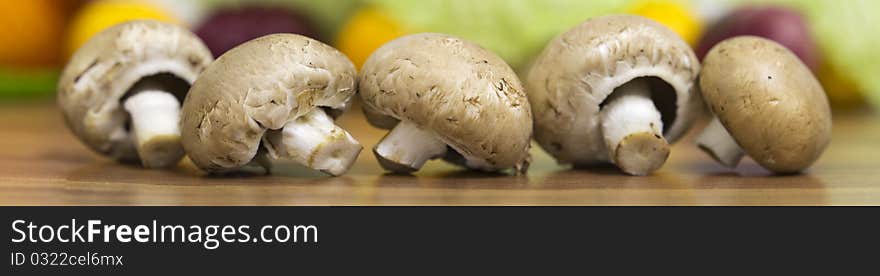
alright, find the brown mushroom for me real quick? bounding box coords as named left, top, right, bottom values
left=57, top=20, right=213, bottom=168
left=180, top=34, right=361, bottom=176
left=358, top=33, right=533, bottom=174
left=526, top=15, right=702, bottom=175
left=696, top=36, right=832, bottom=173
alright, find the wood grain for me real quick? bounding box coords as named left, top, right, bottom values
left=1, top=102, right=878, bottom=205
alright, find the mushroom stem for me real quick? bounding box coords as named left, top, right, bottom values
left=264, top=108, right=362, bottom=176
left=695, top=117, right=745, bottom=168
left=374, top=120, right=447, bottom=173
left=599, top=79, right=670, bottom=176
left=245, top=146, right=273, bottom=174
left=122, top=90, right=184, bottom=168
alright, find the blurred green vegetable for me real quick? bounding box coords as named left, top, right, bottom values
left=0, top=68, right=58, bottom=99
left=731, top=0, right=880, bottom=108
left=370, top=0, right=630, bottom=70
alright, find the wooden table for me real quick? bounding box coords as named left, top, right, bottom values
left=1, top=101, right=877, bottom=205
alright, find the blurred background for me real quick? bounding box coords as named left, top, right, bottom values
left=1, top=0, right=877, bottom=112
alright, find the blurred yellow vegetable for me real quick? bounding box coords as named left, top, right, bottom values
left=627, top=0, right=703, bottom=46
left=335, top=6, right=406, bottom=69
left=64, top=0, right=180, bottom=60
left=818, top=60, right=866, bottom=109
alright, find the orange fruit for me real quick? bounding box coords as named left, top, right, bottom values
left=0, top=0, right=66, bottom=67
left=335, top=6, right=406, bottom=69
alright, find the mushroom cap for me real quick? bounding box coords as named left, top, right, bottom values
left=358, top=33, right=532, bottom=169
left=700, top=36, right=831, bottom=173
left=57, top=20, right=213, bottom=162
left=526, top=15, right=701, bottom=165
left=180, top=34, right=357, bottom=173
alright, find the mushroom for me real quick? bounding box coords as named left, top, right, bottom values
left=180, top=34, right=361, bottom=176
left=57, top=20, right=213, bottom=168
left=358, top=33, right=532, bottom=174
left=525, top=15, right=701, bottom=175
left=696, top=36, right=831, bottom=173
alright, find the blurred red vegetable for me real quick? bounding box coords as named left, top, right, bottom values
left=696, top=6, right=820, bottom=72
left=195, top=6, right=319, bottom=58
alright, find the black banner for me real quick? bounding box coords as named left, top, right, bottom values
left=3, top=207, right=878, bottom=274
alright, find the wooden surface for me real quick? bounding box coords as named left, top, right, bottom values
left=1, top=102, right=878, bottom=205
